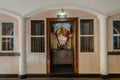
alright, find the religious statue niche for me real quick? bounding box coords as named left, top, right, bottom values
left=51, top=22, right=73, bottom=49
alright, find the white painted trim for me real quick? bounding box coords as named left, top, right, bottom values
left=0, top=21, right=15, bottom=52
left=0, top=21, right=2, bottom=51
left=79, top=18, right=97, bottom=54
left=0, top=9, right=23, bottom=52
left=28, top=19, right=46, bottom=54
left=112, top=19, right=120, bottom=51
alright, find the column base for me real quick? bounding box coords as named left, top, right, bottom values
left=100, top=75, right=108, bottom=79
left=19, top=74, right=27, bottom=79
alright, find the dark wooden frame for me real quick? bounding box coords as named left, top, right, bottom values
left=46, top=18, right=78, bottom=73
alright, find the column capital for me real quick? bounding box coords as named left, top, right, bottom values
left=97, top=15, right=108, bottom=20
left=19, top=16, right=26, bottom=21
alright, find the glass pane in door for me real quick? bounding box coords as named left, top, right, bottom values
left=80, top=37, right=94, bottom=52
left=50, top=22, right=74, bottom=49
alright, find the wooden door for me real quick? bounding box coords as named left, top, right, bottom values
left=46, top=18, right=78, bottom=73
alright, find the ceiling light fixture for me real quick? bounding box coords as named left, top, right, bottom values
left=57, top=8, right=67, bottom=18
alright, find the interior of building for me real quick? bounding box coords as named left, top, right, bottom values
left=0, top=0, right=120, bottom=79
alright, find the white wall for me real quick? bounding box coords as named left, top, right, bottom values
left=26, top=9, right=100, bottom=74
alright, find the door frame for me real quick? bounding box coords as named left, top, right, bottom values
left=46, top=18, right=78, bottom=73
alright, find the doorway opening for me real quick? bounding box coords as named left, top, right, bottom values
left=47, top=18, right=78, bottom=74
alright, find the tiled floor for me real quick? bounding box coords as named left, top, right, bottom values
left=0, top=78, right=119, bottom=80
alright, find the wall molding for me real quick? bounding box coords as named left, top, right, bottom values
left=27, top=74, right=100, bottom=78
left=0, top=74, right=120, bottom=79
left=0, top=52, right=20, bottom=56
left=19, top=74, right=27, bottom=79
left=108, top=52, right=120, bottom=55
left=0, top=74, right=18, bottom=78
left=108, top=74, right=120, bottom=78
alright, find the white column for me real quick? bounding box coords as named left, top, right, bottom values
left=99, top=16, right=108, bottom=75
left=19, top=17, right=26, bottom=78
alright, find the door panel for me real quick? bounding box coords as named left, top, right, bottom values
left=51, top=49, right=73, bottom=64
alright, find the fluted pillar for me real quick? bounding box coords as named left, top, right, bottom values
left=99, top=15, right=108, bottom=76
left=19, top=17, right=26, bottom=79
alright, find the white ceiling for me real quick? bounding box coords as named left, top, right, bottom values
left=0, top=0, right=120, bottom=16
